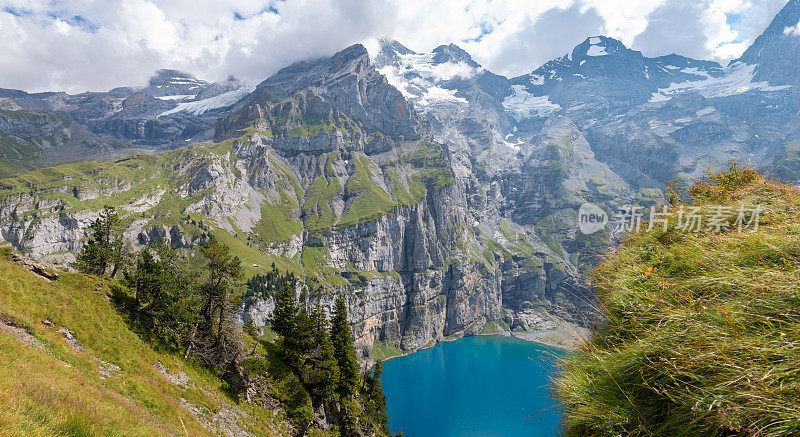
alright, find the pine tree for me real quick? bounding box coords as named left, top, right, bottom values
left=199, top=238, right=242, bottom=336
left=309, top=303, right=339, bottom=404
left=187, top=239, right=242, bottom=366
left=120, top=243, right=200, bottom=349
left=74, top=205, right=125, bottom=277
left=270, top=283, right=300, bottom=338
left=287, top=307, right=315, bottom=368
left=330, top=296, right=360, bottom=398
left=269, top=283, right=315, bottom=368
left=364, top=361, right=390, bottom=434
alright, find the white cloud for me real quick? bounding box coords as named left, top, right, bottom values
left=785, top=20, right=800, bottom=36
left=0, top=0, right=789, bottom=92
left=632, top=0, right=786, bottom=62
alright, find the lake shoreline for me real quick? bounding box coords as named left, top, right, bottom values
left=376, top=323, right=590, bottom=365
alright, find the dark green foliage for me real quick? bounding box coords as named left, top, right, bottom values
left=331, top=296, right=360, bottom=398
left=74, top=205, right=126, bottom=277
left=198, top=238, right=243, bottom=332
left=244, top=263, right=296, bottom=306
left=340, top=397, right=362, bottom=436
left=268, top=294, right=393, bottom=434
left=97, top=213, right=391, bottom=433
left=307, top=304, right=339, bottom=404
left=363, top=361, right=390, bottom=435
left=117, top=243, right=200, bottom=350
left=242, top=318, right=258, bottom=338
left=242, top=342, right=315, bottom=426
left=271, top=289, right=336, bottom=401
left=270, top=283, right=301, bottom=340
left=283, top=307, right=315, bottom=369
left=189, top=239, right=244, bottom=369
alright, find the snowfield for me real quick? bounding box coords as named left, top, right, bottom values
left=160, top=85, right=255, bottom=117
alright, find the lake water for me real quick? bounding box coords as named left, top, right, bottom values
left=381, top=335, right=565, bottom=437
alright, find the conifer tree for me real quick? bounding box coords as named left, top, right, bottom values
left=269, top=283, right=314, bottom=368
left=121, top=243, right=199, bottom=349
left=187, top=239, right=242, bottom=365
left=309, top=303, right=339, bottom=404
left=75, top=205, right=125, bottom=277
left=270, top=283, right=300, bottom=338
left=198, top=238, right=242, bottom=339
left=330, top=296, right=360, bottom=398
left=287, top=307, right=315, bottom=367
left=364, top=360, right=390, bottom=434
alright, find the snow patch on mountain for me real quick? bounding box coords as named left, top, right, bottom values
left=529, top=74, right=545, bottom=85
left=378, top=50, right=481, bottom=114
left=649, top=62, right=791, bottom=100
left=502, top=133, right=524, bottom=152
left=393, top=53, right=479, bottom=82
left=502, top=85, right=561, bottom=119
left=160, top=85, right=255, bottom=117
left=587, top=45, right=609, bottom=56
left=155, top=94, right=196, bottom=101
left=417, top=86, right=468, bottom=108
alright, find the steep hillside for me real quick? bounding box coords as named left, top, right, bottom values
left=0, top=101, right=139, bottom=178
left=0, top=247, right=292, bottom=436
left=555, top=167, right=800, bottom=436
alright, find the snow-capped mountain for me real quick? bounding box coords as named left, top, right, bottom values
left=146, top=69, right=209, bottom=100
left=3, top=1, right=800, bottom=187
left=0, top=70, right=253, bottom=147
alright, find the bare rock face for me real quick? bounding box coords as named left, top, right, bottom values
left=736, top=0, right=800, bottom=86
left=251, top=44, right=427, bottom=142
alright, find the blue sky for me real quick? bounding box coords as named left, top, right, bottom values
left=0, top=0, right=789, bottom=92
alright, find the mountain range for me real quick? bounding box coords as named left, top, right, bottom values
left=2, top=0, right=800, bottom=358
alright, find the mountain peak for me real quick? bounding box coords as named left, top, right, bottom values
left=254, top=43, right=425, bottom=140
left=571, top=36, right=628, bottom=60
left=147, top=69, right=204, bottom=87
left=735, top=0, right=800, bottom=85
left=431, top=44, right=480, bottom=68
left=378, top=39, right=415, bottom=56
left=332, top=43, right=370, bottom=62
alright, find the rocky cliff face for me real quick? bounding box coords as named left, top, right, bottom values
left=737, top=0, right=800, bottom=86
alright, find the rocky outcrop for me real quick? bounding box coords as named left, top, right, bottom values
left=10, top=252, right=59, bottom=281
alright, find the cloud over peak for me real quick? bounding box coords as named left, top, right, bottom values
left=0, top=0, right=789, bottom=92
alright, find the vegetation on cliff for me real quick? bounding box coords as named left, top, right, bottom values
left=555, top=164, right=800, bottom=436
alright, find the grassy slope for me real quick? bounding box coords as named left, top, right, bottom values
left=0, top=249, right=290, bottom=436
left=556, top=170, right=800, bottom=436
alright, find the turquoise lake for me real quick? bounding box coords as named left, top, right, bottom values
left=381, top=335, right=565, bottom=437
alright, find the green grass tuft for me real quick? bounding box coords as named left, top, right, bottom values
left=555, top=167, right=800, bottom=436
